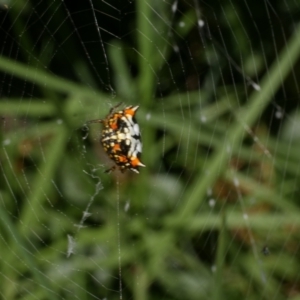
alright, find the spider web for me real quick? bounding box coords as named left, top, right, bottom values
left=1, top=0, right=300, bottom=299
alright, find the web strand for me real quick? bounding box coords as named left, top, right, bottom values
left=116, top=176, right=123, bottom=300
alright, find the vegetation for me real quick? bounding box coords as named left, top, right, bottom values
left=0, top=0, right=300, bottom=299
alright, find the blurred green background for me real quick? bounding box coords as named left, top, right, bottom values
left=0, top=0, right=300, bottom=299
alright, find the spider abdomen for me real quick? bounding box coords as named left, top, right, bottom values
left=99, top=105, right=145, bottom=173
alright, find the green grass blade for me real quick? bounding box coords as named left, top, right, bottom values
left=175, top=24, right=300, bottom=219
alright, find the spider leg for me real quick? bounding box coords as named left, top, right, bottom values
left=86, top=103, right=124, bottom=124
left=104, top=165, right=116, bottom=173
left=86, top=119, right=103, bottom=124
left=109, top=102, right=123, bottom=114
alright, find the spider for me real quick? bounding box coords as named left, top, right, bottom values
left=87, top=103, right=145, bottom=173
